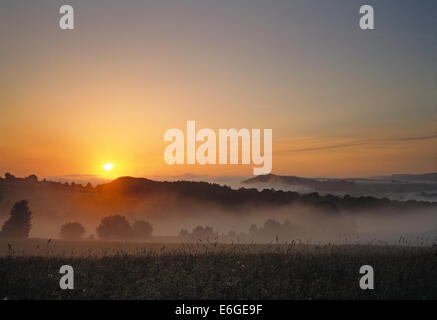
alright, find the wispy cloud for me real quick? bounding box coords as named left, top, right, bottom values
left=281, top=134, right=437, bottom=153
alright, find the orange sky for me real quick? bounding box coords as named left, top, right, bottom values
left=1, top=1, right=436, bottom=180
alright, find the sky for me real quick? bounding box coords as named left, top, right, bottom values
left=0, top=0, right=436, bottom=180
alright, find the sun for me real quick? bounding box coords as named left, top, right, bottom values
left=103, top=163, right=114, bottom=171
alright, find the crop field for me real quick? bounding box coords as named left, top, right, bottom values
left=0, top=239, right=436, bottom=300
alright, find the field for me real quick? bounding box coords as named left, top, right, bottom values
left=1, top=239, right=436, bottom=300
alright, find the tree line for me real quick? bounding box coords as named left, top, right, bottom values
left=1, top=200, right=309, bottom=242
left=0, top=200, right=153, bottom=241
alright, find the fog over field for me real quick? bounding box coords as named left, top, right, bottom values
left=1, top=173, right=436, bottom=245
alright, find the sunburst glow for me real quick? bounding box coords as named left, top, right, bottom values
left=103, top=163, right=114, bottom=171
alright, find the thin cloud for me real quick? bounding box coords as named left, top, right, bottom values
left=390, top=134, right=437, bottom=142
left=281, top=134, right=437, bottom=153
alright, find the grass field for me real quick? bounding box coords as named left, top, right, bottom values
left=1, top=239, right=436, bottom=299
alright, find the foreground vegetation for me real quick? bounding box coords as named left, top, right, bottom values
left=1, top=239, right=436, bottom=299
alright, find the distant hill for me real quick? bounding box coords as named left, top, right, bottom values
left=378, top=173, right=437, bottom=183
left=1, top=173, right=436, bottom=220
left=241, top=173, right=437, bottom=201
left=98, top=176, right=437, bottom=213
left=242, top=174, right=356, bottom=192
left=2, top=173, right=437, bottom=240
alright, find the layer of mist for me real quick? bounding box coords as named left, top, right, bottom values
left=1, top=173, right=436, bottom=245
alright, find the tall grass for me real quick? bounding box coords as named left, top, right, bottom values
left=1, top=239, right=436, bottom=299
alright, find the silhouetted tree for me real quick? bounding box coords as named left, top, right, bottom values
left=249, top=224, right=258, bottom=236
left=4, top=173, right=17, bottom=182
left=25, top=175, right=38, bottom=183
left=0, top=200, right=32, bottom=239
left=179, top=225, right=217, bottom=241
left=250, top=218, right=307, bottom=242
left=263, top=219, right=281, bottom=232
left=131, top=220, right=153, bottom=240
left=59, top=222, right=85, bottom=240
left=179, top=229, right=189, bottom=237
left=96, top=215, right=132, bottom=240
left=192, top=225, right=214, bottom=239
